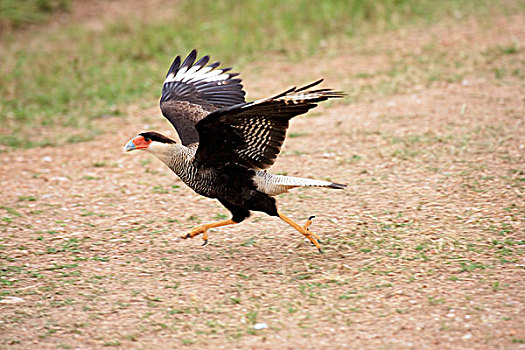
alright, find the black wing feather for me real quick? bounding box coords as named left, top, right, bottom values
left=193, top=81, right=344, bottom=170
left=180, top=50, right=197, bottom=69
left=160, top=50, right=246, bottom=145
left=166, top=55, right=181, bottom=77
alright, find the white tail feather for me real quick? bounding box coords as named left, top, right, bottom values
left=254, top=171, right=345, bottom=196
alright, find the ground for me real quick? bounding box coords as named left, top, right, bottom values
left=0, top=4, right=524, bottom=350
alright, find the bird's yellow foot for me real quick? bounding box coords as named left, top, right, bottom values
left=303, top=215, right=314, bottom=230
left=302, top=229, right=323, bottom=253
left=278, top=211, right=323, bottom=253
left=181, top=225, right=209, bottom=245
left=303, top=216, right=322, bottom=244
left=181, top=219, right=238, bottom=247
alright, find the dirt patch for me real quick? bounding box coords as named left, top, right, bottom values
left=1, top=9, right=524, bottom=350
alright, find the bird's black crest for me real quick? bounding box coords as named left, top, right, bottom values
left=139, top=131, right=177, bottom=144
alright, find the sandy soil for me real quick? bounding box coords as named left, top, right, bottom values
left=0, top=4, right=524, bottom=350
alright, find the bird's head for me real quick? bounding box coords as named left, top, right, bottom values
left=125, top=131, right=177, bottom=158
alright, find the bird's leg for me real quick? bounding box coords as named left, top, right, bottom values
left=182, top=219, right=237, bottom=246
left=277, top=211, right=323, bottom=253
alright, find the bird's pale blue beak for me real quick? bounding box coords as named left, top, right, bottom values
left=124, top=139, right=136, bottom=152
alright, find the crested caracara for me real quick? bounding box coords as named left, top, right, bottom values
left=125, top=50, right=345, bottom=252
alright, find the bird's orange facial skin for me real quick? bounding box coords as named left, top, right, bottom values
left=132, top=136, right=152, bottom=149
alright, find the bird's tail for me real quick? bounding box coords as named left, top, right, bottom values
left=254, top=171, right=346, bottom=196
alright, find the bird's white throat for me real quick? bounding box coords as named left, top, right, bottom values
left=144, top=141, right=179, bottom=165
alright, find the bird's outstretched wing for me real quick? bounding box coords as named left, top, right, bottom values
left=160, top=50, right=246, bottom=145
left=193, top=79, right=344, bottom=170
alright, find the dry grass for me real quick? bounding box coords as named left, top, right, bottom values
left=1, top=6, right=524, bottom=350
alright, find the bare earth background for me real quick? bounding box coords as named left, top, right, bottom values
left=0, top=1, right=524, bottom=349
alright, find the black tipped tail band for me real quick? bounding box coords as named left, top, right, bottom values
left=329, top=183, right=347, bottom=189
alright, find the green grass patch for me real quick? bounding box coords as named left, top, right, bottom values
left=0, top=0, right=508, bottom=149
left=0, top=0, right=70, bottom=28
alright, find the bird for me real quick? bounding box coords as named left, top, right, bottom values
left=125, top=49, right=345, bottom=252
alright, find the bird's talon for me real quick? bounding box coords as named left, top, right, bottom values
left=318, top=248, right=324, bottom=254
left=303, top=215, right=316, bottom=231
left=202, top=240, right=208, bottom=246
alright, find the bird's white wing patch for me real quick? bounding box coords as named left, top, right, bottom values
left=164, top=64, right=229, bottom=84
left=180, top=66, right=213, bottom=82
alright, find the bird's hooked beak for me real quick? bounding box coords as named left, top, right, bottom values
left=124, top=135, right=151, bottom=152
left=124, top=139, right=136, bottom=152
